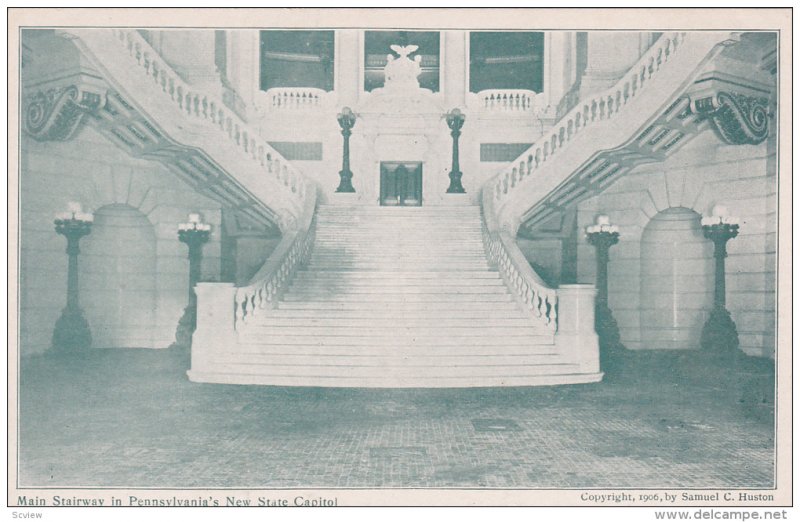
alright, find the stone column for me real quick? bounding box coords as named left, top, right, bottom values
left=579, top=32, right=644, bottom=98
left=336, top=30, right=361, bottom=106
left=225, top=30, right=258, bottom=110
left=443, top=30, right=467, bottom=108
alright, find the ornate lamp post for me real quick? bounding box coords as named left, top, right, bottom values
left=700, top=205, right=740, bottom=353
left=445, top=108, right=466, bottom=194
left=52, top=201, right=94, bottom=353
left=174, top=213, right=211, bottom=347
left=336, top=107, right=356, bottom=193
left=586, top=215, right=621, bottom=353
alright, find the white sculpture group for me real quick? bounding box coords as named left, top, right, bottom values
left=383, top=44, right=423, bottom=93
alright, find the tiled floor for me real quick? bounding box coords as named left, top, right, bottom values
left=16, top=348, right=775, bottom=489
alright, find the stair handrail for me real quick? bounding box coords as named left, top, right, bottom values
left=234, top=186, right=318, bottom=327
left=485, top=32, right=688, bottom=212
left=97, top=29, right=311, bottom=221
left=481, top=186, right=558, bottom=332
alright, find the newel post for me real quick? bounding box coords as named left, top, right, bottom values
left=187, top=282, right=237, bottom=380
left=554, top=284, right=601, bottom=375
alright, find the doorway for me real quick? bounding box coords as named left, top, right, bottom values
left=380, top=162, right=423, bottom=206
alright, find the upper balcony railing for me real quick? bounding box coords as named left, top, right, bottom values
left=467, top=89, right=548, bottom=117
left=262, top=87, right=331, bottom=112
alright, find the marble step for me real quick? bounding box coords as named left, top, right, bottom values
left=209, top=353, right=565, bottom=369
left=276, top=300, right=522, bottom=310
left=187, top=369, right=604, bottom=389
left=258, top=308, right=528, bottom=319
left=248, top=317, right=536, bottom=328
left=284, top=286, right=510, bottom=296
left=280, top=293, right=511, bottom=303
left=287, top=279, right=507, bottom=288
left=239, top=326, right=545, bottom=338
left=293, top=270, right=501, bottom=279
left=234, top=333, right=552, bottom=346
left=194, top=360, right=579, bottom=380
left=229, top=343, right=556, bottom=356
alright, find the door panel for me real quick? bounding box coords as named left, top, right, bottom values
left=380, top=162, right=422, bottom=206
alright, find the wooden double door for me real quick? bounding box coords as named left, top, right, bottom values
left=380, top=162, right=422, bottom=206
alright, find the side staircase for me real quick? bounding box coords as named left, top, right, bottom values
left=189, top=205, right=601, bottom=388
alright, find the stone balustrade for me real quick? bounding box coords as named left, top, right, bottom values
left=264, top=87, right=330, bottom=111
left=102, top=29, right=310, bottom=219
left=472, top=89, right=543, bottom=112
left=489, top=33, right=687, bottom=207
left=234, top=187, right=318, bottom=328
left=480, top=187, right=558, bottom=332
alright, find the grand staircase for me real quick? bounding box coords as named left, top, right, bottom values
left=189, top=206, right=597, bottom=388
left=62, top=29, right=735, bottom=388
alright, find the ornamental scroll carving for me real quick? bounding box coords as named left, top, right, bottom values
left=24, top=85, right=103, bottom=141
left=691, top=91, right=770, bottom=145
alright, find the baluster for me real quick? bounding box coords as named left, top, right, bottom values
left=558, top=127, right=565, bottom=146
left=567, top=119, right=574, bottom=138
left=527, top=155, right=533, bottom=176
left=510, top=168, right=517, bottom=188
left=236, top=294, right=246, bottom=325
left=519, top=161, right=526, bottom=179
left=176, top=86, right=184, bottom=109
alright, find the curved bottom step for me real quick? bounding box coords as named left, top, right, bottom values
left=186, top=369, right=604, bottom=388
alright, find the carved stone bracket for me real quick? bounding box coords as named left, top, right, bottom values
left=691, top=91, right=770, bottom=145
left=24, top=84, right=104, bottom=141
